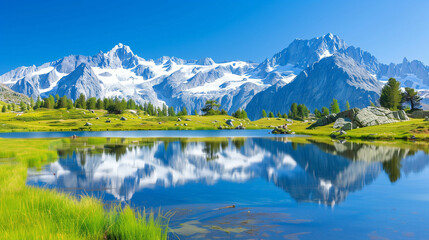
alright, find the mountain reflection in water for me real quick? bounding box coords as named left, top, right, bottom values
left=26, top=138, right=429, bottom=207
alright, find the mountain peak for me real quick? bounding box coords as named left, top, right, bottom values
left=107, top=43, right=134, bottom=56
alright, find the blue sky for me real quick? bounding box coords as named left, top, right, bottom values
left=1, top=0, right=429, bottom=74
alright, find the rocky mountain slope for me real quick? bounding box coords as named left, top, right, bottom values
left=0, top=83, right=30, bottom=104
left=1, top=34, right=429, bottom=117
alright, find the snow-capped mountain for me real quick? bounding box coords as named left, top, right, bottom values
left=2, top=34, right=429, bottom=116
left=0, top=43, right=299, bottom=113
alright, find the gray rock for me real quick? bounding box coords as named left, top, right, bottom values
left=184, top=123, right=188, bottom=126
left=105, top=120, right=110, bottom=123
left=341, top=122, right=353, bottom=130
left=309, top=107, right=408, bottom=130
left=425, top=116, right=429, bottom=121
left=226, top=119, right=234, bottom=127
left=84, top=122, right=92, bottom=126
left=177, top=118, right=182, bottom=122
left=120, top=117, right=127, bottom=121
left=333, top=118, right=347, bottom=129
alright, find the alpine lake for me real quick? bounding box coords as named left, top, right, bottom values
left=4, top=130, right=429, bottom=240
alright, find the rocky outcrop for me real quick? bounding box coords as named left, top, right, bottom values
left=308, top=107, right=409, bottom=129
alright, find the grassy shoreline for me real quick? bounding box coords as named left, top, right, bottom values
left=0, top=138, right=169, bottom=240
left=0, top=108, right=428, bottom=141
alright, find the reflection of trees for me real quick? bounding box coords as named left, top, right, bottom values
left=382, top=155, right=402, bottom=183
left=202, top=140, right=229, bottom=161
left=231, top=138, right=245, bottom=150
left=308, top=140, right=416, bottom=183
left=104, top=144, right=128, bottom=161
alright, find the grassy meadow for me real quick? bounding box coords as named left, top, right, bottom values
left=0, top=138, right=169, bottom=240
left=0, top=108, right=428, bottom=141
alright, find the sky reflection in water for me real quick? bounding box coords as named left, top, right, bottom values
left=26, top=137, right=429, bottom=239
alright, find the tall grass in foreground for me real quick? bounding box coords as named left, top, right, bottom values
left=0, top=138, right=168, bottom=240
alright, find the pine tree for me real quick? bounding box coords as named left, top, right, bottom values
left=268, top=111, right=274, bottom=118
left=330, top=99, right=340, bottom=114
left=314, top=108, right=322, bottom=118
left=76, top=93, right=86, bottom=109
left=402, top=87, right=422, bottom=111
left=262, top=109, right=267, bottom=118
left=290, top=103, right=298, bottom=119
left=96, top=99, right=104, bottom=109
left=282, top=113, right=288, bottom=119
left=346, top=101, right=350, bottom=110
left=322, top=107, right=330, bottom=116
left=2, top=105, right=6, bottom=112
left=380, top=78, right=402, bottom=110
left=20, top=101, right=26, bottom=112
left=168, top=106, right=176, bottom=116
left=181, top=106, right=188, bottom=116
left=194, top=109, right=198, bottom=116
left=58, top=96, right=68, bottom=108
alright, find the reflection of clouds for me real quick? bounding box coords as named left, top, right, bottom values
left=26, top=139, right=429, bottom=206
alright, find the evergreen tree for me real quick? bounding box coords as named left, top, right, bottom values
left=76, top=93, right=86, bottom=109
left=314, top=108, right=322, bottom=118
left=201, top=100, right=221, bottom=115
left=2, top=105, right=6, bottom=112
left=402, top=87, right=422, bottom=111
left=330, top=99, right=340, bottom=114
left=268, top=111, right=275, bottom=118
left=232, top=109, right=248, bottom=119
left=220, top=109, right=228, bottom=115
left=282, top=113, right=288, bottom=119
left=87, top=97, right=97, bottom=110
left=58, top=96, right=68, bottom=108
left=277, top=111, right=282, bottom=118
left=370, top=101, right=375, bottom=107
left=297, top=104, right=309, bottom=119
left=7, top=104, right=11, bottom=110
left=262, top=109, right=267, bottom=118
left=30, top=98, right=35, bottom=109
left=346, top=101, right=350, bottom=110
left=380, top=78, right=402, bottom=110
left=34, top=96, right=42, bottom=110
left=290, top=103, right=298, bottom=119
left=181, top=106, right=188, bottom=116
left=194, top=109, right=198, bottom=116
left=168, top=106, right=176, bottom=116
left=96, top=99, right=104, bottom=109
left=322, top=107, right=330, bottom=116
left=20, top=101, right=26, bottom=112
left=67, top=99, right=74, bottom=109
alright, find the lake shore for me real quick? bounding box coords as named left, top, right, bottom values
left=0, top=108, right=428, bottom=141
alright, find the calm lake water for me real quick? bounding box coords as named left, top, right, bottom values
left=24, top=132, right=429, bottom=239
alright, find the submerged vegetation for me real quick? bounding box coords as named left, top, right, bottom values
left=0, top=138, right=169, bottom=240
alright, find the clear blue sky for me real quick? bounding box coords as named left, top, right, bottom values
left=1, top=0, right=429, bottom=74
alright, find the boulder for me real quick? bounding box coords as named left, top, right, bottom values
left=84, top=122, right=92, bottom=126
left=308, top=107, right=408, bottom=130
left=333, top=118, right=347, bottom=129
left=120, top=117, right=127, bottom=121
left=185, top=118, right=191, bottom=121
left=177, top=118, right=182, bottom=122
left=226, top=119, right=234, bottom=127
left=341, top=122, right=353, bottom=131
left=105, top=120, right=111, bottom=123
left=425, top=116, right=429, bottom=121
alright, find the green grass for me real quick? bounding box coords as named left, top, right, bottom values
left=0, top=138, right=169, bottom=240
left=1, top=108, right=429, bottom=141
left=281, top=118, right=429, bottom=141
left=0, top=108, right=269, bottom=132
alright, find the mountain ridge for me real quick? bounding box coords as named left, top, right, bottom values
left=1, top=34, right=428, bottom=117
